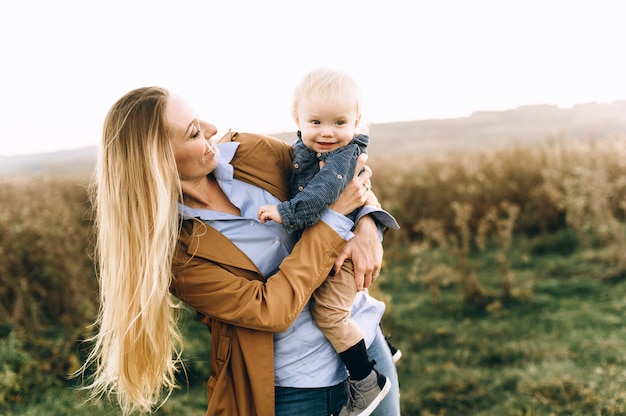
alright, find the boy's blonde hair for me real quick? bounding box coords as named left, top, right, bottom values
left=292, top=68, right=368, bottom=134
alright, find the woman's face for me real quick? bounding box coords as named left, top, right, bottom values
left=167, top=95, right=219, bottom=181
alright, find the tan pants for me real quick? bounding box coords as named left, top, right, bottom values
left=311, top=260, right=364, bottom=353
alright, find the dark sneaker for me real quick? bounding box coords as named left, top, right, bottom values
left=390, top=345, right=402, bottom=364
left=338, top=368, right=390, bottom=416
left=385, top=337, right=402, bottom=364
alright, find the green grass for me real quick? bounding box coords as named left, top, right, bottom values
left=7, top=228, right=626, bottom=415
left=380, top=229, right=626, bottom=415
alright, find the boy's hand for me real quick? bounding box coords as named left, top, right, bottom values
left=258, top=205, right=283, bottom=224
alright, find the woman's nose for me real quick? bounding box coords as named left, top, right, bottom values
left=200, top=120, right=218, bottom=138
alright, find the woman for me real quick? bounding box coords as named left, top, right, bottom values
left=81, top=86, right=399, bottom=415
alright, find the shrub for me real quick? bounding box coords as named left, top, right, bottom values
left=0, top=174, right=96, bottom=405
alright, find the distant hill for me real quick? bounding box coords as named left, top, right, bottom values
left=0, top=146, right=97, bottom=177
left=368, top=100, right=626, bottom=155
left=2, top=101, right=625, bottom=177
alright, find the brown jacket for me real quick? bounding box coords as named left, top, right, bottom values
left=171, top=132, right=348, bottom=416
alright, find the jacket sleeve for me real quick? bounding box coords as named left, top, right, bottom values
left=171, top=218, right=347, bottom=332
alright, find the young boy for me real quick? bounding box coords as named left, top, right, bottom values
left=258, top=68, right=399, bottom=416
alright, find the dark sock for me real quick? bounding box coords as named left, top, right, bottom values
left=339, top=339, right=373, bottom=381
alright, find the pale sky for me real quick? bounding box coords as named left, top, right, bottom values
left=1, top=0, right=625, bottom=156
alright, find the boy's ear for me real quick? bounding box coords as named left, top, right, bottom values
left=355, top=115, right=361, bottom=128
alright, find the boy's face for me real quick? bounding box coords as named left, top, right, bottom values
left=295, top=97, right=360, bottom=153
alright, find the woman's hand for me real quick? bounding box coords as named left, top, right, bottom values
left=329, top=154, right=372, bottom=216
left=333, top=215, right=383, bottom=290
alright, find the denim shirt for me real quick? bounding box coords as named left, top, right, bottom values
left=277, top=134, right=369, bottom=231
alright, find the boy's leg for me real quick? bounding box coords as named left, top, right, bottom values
left=311, top=260, right=365, bottom=353
left=313, top=261, right=391, bottom=416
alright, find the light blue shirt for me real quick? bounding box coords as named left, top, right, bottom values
left=179, top=142, right=386, bottom=388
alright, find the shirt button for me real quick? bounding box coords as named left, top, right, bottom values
left=274, top=239, right=280, bottom=245
left=249, top=220, right=255, bottom=226
left=298, top=185, right=304, bottom=192
left=289, top=225, right=295, bottom=229
left=293, top=163, right=299, bottom=169
left=337, top=174, right=343, bottom=179
left=316, top=152, right=322, bottom=157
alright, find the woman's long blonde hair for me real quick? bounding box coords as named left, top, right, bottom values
left=80, top=86, right=183, bottom=414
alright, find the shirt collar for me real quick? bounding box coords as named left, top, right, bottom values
left=212, top=141, right=239, bottom=181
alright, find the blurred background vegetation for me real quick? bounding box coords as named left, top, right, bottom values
left=3, top=133, right=626, bottom=415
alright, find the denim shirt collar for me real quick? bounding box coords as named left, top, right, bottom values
left=293, top=133, right=369, bottom=162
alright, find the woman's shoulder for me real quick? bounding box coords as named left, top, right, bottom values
left=220, top=131, right=294, bottom=201
left=227, top=131, right=293, bottom=167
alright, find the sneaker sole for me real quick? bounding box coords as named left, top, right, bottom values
left=355, top=376, right=391, bottom=416
left=392, top=349, right=402, bottom=364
